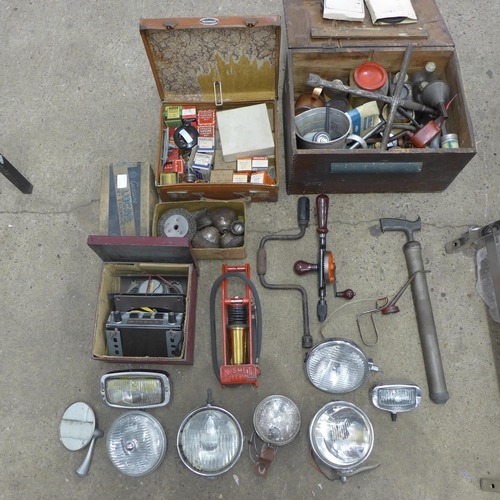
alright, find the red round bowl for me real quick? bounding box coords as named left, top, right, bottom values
left=353, top=62, right=388, bottom=91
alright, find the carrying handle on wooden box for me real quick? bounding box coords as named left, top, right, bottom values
left=194, top=193, right=252, bottom=204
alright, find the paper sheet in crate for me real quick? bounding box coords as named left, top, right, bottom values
left=100, top=162, right=158, bottom=236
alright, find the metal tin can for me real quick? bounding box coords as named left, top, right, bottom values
left=160, top=172, right=178, bottom=185
left=440, top=133, right=459, bottom=149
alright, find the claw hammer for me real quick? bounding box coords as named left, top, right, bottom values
left=380, top=217, right=449, bottom=404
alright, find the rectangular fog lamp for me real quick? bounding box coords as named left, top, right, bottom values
left=101, top=371, right=171, bottom=409
left=371, top=383, right=421, bottom=421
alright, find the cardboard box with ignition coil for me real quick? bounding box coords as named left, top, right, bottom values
left=87, top=235, right=199, bottom=365
left=139, top=16, right=281, bottom=202
left=283, top=0, right=476, bottom=194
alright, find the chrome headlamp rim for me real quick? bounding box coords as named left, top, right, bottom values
left=100, top=370, right=171, bottom=409
left=253, top=395, right=301, bottom=447
left=305, top=338, right=372, bottom=394
left=176, top=404, right=244, bottom=477
left=309, top=401, right=374, bottom=472
left=106, top=410, right=167, bottom=477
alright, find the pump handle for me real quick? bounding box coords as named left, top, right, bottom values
left=380, top=217, right=422, bottom=242
left=293, top=260, right=318, bottom=275
left=316, top=194, right=329, bottom=234
left=297, top=196, right=310, bottom=227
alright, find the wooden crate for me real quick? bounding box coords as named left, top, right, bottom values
left=283, top=0, right=476, bottom=194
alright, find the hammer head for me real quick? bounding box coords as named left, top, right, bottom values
left=305, top=73, right=323, bottom=88
left=379, top=217, right=422, bottom=242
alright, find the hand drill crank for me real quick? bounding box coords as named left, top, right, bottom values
left=294, top=194, right=355, bottom=322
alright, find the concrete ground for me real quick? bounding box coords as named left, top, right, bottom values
left=1, top=0, right=499, bottom=498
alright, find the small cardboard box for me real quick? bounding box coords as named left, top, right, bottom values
left=153, top=200, right=246, bottom=259
left=99, top=162, right=158, bottom=236
left=87, top=235, right=199, bottom=365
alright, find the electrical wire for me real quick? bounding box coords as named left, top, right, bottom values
left=309, top=449, right=340, bottom=481
left=210, top=272, right=263, bottom=384
left=319, top=298, right=381, bottom=339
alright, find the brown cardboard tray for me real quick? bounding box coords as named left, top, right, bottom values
left=153, top=200, right=246, bottom=259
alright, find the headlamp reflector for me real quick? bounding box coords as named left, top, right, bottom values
left=106, top=411, right=167, bottom=476
left=177, top=406, right=243, bottom=476
left=253, top=395, right=301, bottom=446
left=306, top=339, right=379, bottom=393
left=309, top=401, right=373, bottom=471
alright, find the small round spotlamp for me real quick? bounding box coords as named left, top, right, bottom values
left=254, top=395, right=301, bottom=446
left=106, top=411, right=167, bottom=476
left=305, top=338, right=380, bottom=394
left=177, top=403, right=243, bottom=477
left=309, top=401, right=374, bottom=479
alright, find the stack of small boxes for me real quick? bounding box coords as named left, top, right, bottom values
left=159, top=103, right=275, bottom=185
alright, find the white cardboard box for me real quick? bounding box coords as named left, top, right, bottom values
left=216, top=103, right=275, bottom=162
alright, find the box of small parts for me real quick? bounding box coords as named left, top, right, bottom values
left=99, top=162, right=158, bottom=236
left=87, top=235, right=199, bottom=365
left=283, top=0, right=476, bottom=194
left=139, top=16, right=280, bottom=202
left=152, top=200, right=246, bottom=260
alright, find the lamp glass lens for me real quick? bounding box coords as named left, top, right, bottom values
left=107, top=411, right=167, bottom=476
left=254, top=395, right=301, bottom=446
left=310, top=402, right=373, bottom=469
left=178, top=408, right=242, bottom=475
left=106, top=378, right=163, bottom=407
left=306, top=341, right=367, bottom=393
left=376, top=386, right=418, bottom=412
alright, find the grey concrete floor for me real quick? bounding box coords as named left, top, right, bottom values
left=1, top=0, right=499, bottom=499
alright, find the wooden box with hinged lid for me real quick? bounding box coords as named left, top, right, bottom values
left=140, top=16, right=281, bottom=202
left=283, top=0, right=476, bottom=194
left=87, top=235, right=199, bottom=365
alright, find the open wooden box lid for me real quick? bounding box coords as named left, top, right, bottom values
left=87, top=235, right=199, bottom=274
left=140, top=16, right=281, bottom=103
left=284, top=0, right=454, bottom=50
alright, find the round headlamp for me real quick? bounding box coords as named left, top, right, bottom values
left=251, top=395, right=301, bottom=477
left=106, top=411, right=167, bottom=476
left=254, top=395, right=301, bottom=446
left=305, top=339, right=380, bottom=394
left=177, top=403, right=243, bottom=477
left=309, top=401, right=374, bottom=475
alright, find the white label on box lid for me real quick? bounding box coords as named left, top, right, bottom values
left=116, top=174, right=128, bottom=189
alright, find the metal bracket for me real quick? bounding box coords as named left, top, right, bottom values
left=254, top=445, right=275, bottom=477
left=214, top=81, right=223, bottom=106
left=446, top=221, right=500, bottom=321
left=481, top=478, right=500, bottom=493
left=106, top=328, right=123, bottom=356
left=243, top=17, right=259, bottom=27
left=162, top=20, right=178, bottom=29
left=166, top=191, right=190, bottom=200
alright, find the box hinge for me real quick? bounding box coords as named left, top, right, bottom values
left=243, top=17, right=259, bottom=27
left=243, top=190, right=271, bottom=200
left=213, top=81, right=223, bottom=106
left=165, top=191, right=191, bottom=200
